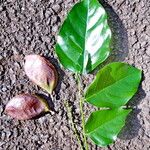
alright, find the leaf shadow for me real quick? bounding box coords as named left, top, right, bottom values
left=36, top=93, right=56, bottom=113
left=118, top=73, right=146, bottom=140
left=97, top=0, right=146, bottom=142
left=33, top=55, right=65, bottom=115
left=118, top=108, right=141, bottom=140
left=94, top=0, right=129, bottom=73
left=45, top=56, right=65, bottom=101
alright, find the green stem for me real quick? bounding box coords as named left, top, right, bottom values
left=80, top=98, right=88, bottom=150
left=64, top=100, right=84, bottom=150
left=76, top=73, right=89, bottom=150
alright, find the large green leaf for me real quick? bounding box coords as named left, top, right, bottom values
left=85, top=62, right=142, bottom=108
left=85, top=108, right=131, bottom=147
left=55, top=0, right=111, bottom=74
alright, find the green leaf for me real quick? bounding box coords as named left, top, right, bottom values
left=85, top=108, right=131, bottom=147
left=85, top=62, right=142, bottom=108
left=55, top=0, right=111, bottom=74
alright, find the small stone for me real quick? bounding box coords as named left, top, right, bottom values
left=12, top=46, right=19, bottom=55
left=6, top=130, right=12, bottom=138
left=62, top=126, right=69, bottom=133
left=0, top=65, right=3, bottom=75
left=32, top=135, right=39, bottom=141
left=0, top=6, right=3, bottom=11
left=0, top=55, right=3, bottom=60
left=141, top=41, right=147, bottom=47
left=52, top=26, right=58, bottom=33
left=10, top=74, right=16, bottom=85
left=2, top=87, right=7, bottom=92
left=49, top=118, right=54, bottom=123
left=0, top=105, right=3, bottom=115
left=38, top=117, right=46, bottom=124
left=13, top=128, right=18, bottom=138
left=52, top=4, right=61, bottom=12
left=1, top=132, right=6, bottom=140
left=146, top=48, right=150, bottom=56
left=14, top=62, right=20, bottom=68
left=31, top=0, right=37, bottom=2
left=58, top=130, right=64, bottom=138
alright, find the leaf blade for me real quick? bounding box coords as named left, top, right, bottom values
left=85, top=62, right=142, bottom=108
left=85, top=108, right=131, bottom=147
left=55, top=0, right=111, bottom=74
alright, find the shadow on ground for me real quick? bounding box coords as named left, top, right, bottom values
left=119, top=74, right=146, bottom=140
left=97, top=0, right=129, bottom=69
left=96, top=0, right=146, bottom=143
left=36, top=56, right=65, bottom=115
left=45, top=56, right=65, bottom=101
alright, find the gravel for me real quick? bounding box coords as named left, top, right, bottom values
left=0, top=0, right=150, bottom=150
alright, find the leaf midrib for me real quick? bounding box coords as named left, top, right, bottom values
left=86, top=72, right=138, bottom=100
left=82, top=0, right=90, bottom=73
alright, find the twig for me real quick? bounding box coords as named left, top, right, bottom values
left=64, top=100, right=84, bottom=150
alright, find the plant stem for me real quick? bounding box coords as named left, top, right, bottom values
left=64, top=100, right=84, bottom=150
left=80, top=98, right=88, bottom=150
left=76, top=73, right=89, bottom=150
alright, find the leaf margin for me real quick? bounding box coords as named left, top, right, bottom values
left=85, top=62, right=142, bottom=108
left=85, top=108, right=132, bottom=147
left=55, top=0, right=112, bottom=74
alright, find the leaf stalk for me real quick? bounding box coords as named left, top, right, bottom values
left=76, top=73, right=89, bottom=150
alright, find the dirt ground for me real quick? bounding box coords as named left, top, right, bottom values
left=0, top=0, right=150, bottom=150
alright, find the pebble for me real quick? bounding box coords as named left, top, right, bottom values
left=62, top=126, right=69, bottom=133
left=58, top=130, right=64, bottom=138
left=5, top=130, right=12, bottom=138
left=13, top=128, right=18, bottom=138
left=38, top=116, right=46, bottom=124
left=2, top=87, right=7, bottom=92
left=31, top=0, right=37, bottom=2
left=0, top=0, right=149, bottom=150
left=31, top=135, right=39, bottom=141
left=146, top=48, right=150, bottom=56
left=0, top=6, right=3, bottom=12
left=52, top=4, right=61, bottom=12
left=0, top=55, right=3, bottom=60
left=1, top=132, right=6, bottom=140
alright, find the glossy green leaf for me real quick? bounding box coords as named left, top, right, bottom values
left=85, top=62, right=142, bottom=108
left=85, top=108, right=131, bottom=147
left=55, top=0, right=111, bottom=74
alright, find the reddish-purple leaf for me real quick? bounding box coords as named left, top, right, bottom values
left=5, top=94, right=50, bottom=120
left=24, top=55, right=58, bottom=94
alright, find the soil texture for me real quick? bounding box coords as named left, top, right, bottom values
left=0, top=0, right=150, bottom=150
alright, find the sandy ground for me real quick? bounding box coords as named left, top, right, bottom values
left=0, top=0, right=150, bottom=150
